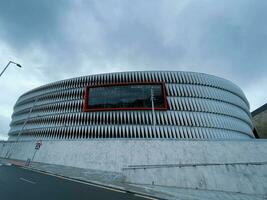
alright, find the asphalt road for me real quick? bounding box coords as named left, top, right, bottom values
left=0, top=164, right=157, bottom=200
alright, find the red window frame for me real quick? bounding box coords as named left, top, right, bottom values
left=83, top=82, right=168, bottom=112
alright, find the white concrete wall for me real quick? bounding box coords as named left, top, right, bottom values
left=1, top=139, right=267, bottom=195
left=123, top=162, right=267, bottom=195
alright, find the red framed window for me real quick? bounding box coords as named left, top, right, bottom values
left=84, top=82, right=168, bottom=111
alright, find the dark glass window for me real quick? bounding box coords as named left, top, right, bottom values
left=85, top=83, right=167, bottom=111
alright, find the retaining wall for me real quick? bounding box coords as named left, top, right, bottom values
left=1, top=139, right=267, bottom=195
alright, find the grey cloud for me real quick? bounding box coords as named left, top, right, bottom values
left=0, top=0, right=70, bottom=50
left=57, top=0, right=267, bottom=85
left=1, top=0, right=267, bottom=84
left=0, top=1, right=266, bottom=93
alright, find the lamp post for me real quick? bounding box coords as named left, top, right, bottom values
left=0, top=61, right=22, bottom=77
left=1, top=61, right=23, bottom=159
left=6, top=98, right=38, bottom=159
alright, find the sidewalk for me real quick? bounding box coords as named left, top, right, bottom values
left=0, top=157, right=25, bottom=167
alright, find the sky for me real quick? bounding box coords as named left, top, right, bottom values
left=0, top=0, right=267, bottom=140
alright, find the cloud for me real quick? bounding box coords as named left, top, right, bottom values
left=0, top=0, right=267, bottom=138
left=1, top=0, right=267, bottom=81
left=0, top=0, right=69, bottom=48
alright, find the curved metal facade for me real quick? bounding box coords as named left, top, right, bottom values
left=8, top=71, right=254, bottom=140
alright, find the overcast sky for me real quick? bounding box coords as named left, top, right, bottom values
left=0, top=0, right=267, bottom=140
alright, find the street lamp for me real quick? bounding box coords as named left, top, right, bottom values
left=0, top=61, right=22, bottom=77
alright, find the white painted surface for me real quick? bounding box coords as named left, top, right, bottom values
left=1, top=139, right=267, bottom=195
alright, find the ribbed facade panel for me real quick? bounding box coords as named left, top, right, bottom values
left=8, top=71, right=254, bottom=140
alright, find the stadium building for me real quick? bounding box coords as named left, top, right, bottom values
left=9, top=71, right=254, bottom=141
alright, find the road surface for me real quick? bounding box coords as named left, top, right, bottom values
left=0, top=164, right=158, bottom=200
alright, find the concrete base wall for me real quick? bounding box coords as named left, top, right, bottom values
left=1, top=139, right=267, bottom=195
left=124, top=162, right=267, bottom=195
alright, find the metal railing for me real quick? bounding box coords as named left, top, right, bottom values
left=122, top=161, right=267, bottom=170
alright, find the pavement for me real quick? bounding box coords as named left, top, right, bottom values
left=0, top=164, right=159, bottom=200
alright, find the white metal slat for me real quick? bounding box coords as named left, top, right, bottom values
left=113, top=126, right=117, bottom=138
